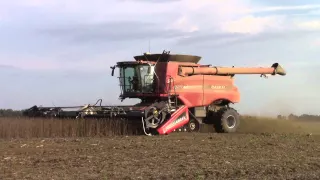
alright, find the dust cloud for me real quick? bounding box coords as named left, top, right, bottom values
left=238, top=116, right=320, bottom=135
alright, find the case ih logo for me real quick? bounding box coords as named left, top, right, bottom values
left=210, top=85, right=226, bottom=89
left=163, top=114, right=187, bottom=133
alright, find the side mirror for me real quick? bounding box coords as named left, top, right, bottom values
left=110, top=66, right=116, bottom=76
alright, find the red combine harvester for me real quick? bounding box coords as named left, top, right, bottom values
left=23, top=50, right=286, bottom=136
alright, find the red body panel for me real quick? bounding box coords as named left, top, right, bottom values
left=154, top=62, right=240, bottom=107
left=157, top=105, right=189, bottom=135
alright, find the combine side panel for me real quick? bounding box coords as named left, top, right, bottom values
left=157, top=105, right=189, bottom=135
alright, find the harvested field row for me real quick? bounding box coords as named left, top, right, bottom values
left=0, top=133, right=320, bottom=179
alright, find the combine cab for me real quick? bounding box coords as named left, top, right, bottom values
left=23, top=50, right=286, bottom=136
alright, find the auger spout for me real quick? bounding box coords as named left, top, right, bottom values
left=178, top=63, right=286, bottom=76
left=271, top=63, right=286, bottom=76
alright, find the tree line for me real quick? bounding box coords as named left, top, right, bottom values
left=0, top=109, right=23, bottom=117
left=277, top=114, right=320, bottom=121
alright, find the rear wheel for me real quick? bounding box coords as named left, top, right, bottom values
left=213, top=107, right=240, bottom=133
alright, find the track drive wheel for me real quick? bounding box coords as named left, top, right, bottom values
left=186, top=118, right=200, bottom=132
left=214, top=107, right=240, bottom=133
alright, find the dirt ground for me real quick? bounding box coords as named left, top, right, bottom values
left=1, top=119, right=320, bottom=180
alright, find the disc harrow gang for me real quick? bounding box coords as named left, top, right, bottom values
left=22, top=50, right=286, bottom=136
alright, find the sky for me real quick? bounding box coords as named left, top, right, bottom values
left=1, top=0, right=320, bottom=116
